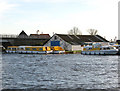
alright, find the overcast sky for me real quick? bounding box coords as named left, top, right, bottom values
left=0, top=0, right=119, bottom=40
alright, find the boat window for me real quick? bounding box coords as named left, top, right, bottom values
left=32, top=48, right=36, bottom=50
left=12, top=48, right=16, bottom=50
left=110, top=47, right=114, bottom=49
left=103, top=48, right=106, bottom=50
left=39, top=48, right=43, bottom=51
left=86, top=47, right=92, bottom=50
left=88, top=48, right=92, bottom=50
left=106, top=47, right=110, bottom=50
left=26, top=48, right=30, bottom=50
left=8, top=48, right=11, bottom=50
left=20, top=48, right=24, bottom=50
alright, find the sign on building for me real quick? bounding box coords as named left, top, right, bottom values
left=51, top=41, right=60, bottom=46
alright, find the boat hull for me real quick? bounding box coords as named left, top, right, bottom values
left=81, top=50, right=118, bottom=55
left=17, top=51, right=46, bottom=54
left=6, top=50, right=17, bottom=53
left=53, top=51, right=65, bottom=54
left=6, top=50, right=53, bottom=54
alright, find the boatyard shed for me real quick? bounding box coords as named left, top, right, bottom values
left=44, top=34, right=109, bottom=51
left=1, top=31, right=50, bottom=48
left=29, top=34, right=50, bottom=39
left=18, top=30, right=28, bottom=38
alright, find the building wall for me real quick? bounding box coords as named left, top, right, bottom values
left=71, top=45, right=82, bottom=51
left=44, top=34, right=72, bottom=51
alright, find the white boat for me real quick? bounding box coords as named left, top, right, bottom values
left=6, top=46, right=18, bottom=53
left=81, top=43, right=118, bottom=55
left=5, top=46, right=65, bottom=54
left=6, top=46, right=53, bottom=54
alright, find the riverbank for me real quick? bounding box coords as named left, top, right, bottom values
left=63, top=50, right=82, bottom=54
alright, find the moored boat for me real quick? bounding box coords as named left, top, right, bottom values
left=17, top=46, right=53, bottom=54
left=5, top=46, right=65, bottom=54
left=6, top=46, right=18, bottom=53
left=6, top=46, right=53, bottom=54
left=112, top=44, right=120, bottom=55
left=81, top=43, right=118, bottom=55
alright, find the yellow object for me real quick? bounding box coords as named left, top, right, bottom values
left=24, top=46, right=52, bottom=51
left=83, top=47, right=100, bottom=51
left=51, top=46, right=64, bottom=51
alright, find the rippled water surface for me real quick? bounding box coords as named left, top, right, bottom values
left=1, top=54, right=119, bottom=89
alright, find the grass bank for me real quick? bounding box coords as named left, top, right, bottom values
left=65, top=50, right=82, bottom=54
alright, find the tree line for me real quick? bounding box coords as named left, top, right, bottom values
left=68, top=27, right=98, bottom=35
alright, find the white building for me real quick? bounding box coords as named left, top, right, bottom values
left=44, top=34, right=109, bottom=51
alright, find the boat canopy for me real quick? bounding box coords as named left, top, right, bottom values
left=83, top=46, right=92, bottom=48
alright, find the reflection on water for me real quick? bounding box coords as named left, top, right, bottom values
left=1, top=54, right=119, bottom=89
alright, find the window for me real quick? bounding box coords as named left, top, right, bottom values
left=110, top=47, right=114, bottom=49
left=32, top=48, right=36, bottom=50
left=54, top=36, right=57, bottom=40
left=106, top=47, right=110, bottom=50
left=39, top=48, right=43, bottom=51
left=12, top=48, right=16, bottom=50
left=103, top=48, right=106, bottom=50
left=8, top=48, right=11, bottom=50
left=87, top=47, right=92, bottom=50
left=88, top=48, right=92, bottom=50
left=26, top=48, right=30, bottom=50
left=20, top=48, right=24, bottom=50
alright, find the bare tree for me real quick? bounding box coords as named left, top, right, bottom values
left=87, top=29, right=98, bottom=35
left=68, top=27, right=82, bottom=35
left=36, top=30, right=40, bottom=34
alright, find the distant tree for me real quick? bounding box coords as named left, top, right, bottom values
left=68, top=27, right=82, bottom=35
left=36, top=30, right=40, bottom=34
left=114, top=36, right=117, bottom=42
left=87, top=29, right=98, bottom=35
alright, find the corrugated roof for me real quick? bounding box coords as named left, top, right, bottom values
left=56, top=34, right=108, bottom=45
left=29, top=34, right=50, bottom=39
left=18, top=30, right=28, bottom=38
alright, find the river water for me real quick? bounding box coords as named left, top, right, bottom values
left=1, top=54, right=120, bottom=90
